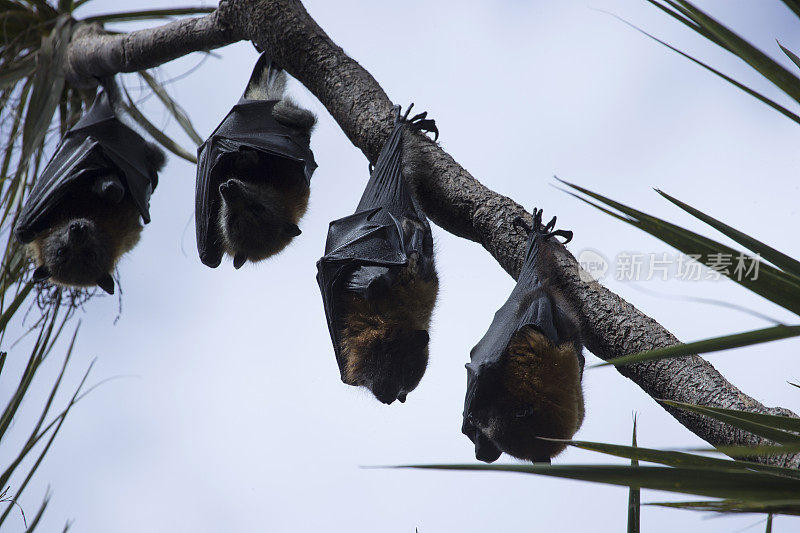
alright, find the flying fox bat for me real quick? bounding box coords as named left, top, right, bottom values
left=317, top=106, right=439, bottom=405
left=14, top=85, right=165, bottom=295
left=462, top=209, right=585, bottom=463
left=195, top=53, right=317, bottom=269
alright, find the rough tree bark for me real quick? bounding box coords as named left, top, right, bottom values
left=63, top=0, right=799, bottom=468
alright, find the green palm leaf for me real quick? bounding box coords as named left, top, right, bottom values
left=563, top=439, right=800, bottom=479
left=648, top=500, right=799, bottom=516
left=122, top=86, right=196, bottom=163
left=83, top=7, right=215, bottom=24
left=656, top=190, right=800, bottom=280
left=781, top=0, right=800, bottom=19
left=138, top=70, right=203, bottom=146
left=661, top=400, right=800, bottom=443
left=614, top=14, right=800, bottom=126
left=402, top=464, right=800, bottom=501
left=779, top=43, right=800, bottom=71
left=559, top=179, right=800, bottom=316
left=627, top=419, right=640, bottom=533
left=648, top=1, right=800, bottom=105
left=20, top=17, right=72, bottom=168
left=596, top=324, right=800, bottom=368
left=0, top=54, right=37, bottom=89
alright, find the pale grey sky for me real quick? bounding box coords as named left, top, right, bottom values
left=3, top=1, right=800, bottom=532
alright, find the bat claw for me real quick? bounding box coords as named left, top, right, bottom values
left=512, top=215, right=532, bottom=235
left=532, top=208, right=544, bottom=230
left=544, top=229, right=573, bottom=244
left=518, top=209, right=573, bottom=243
left=399, top=103, right=439, bottom=140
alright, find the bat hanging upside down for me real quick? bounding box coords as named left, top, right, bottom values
left=14, top=87, right=166, bottom=295
left=196, top=53, right=317, bottom=269
left=462, top=208, right=585, bottom=463
left=317, top=105, right=439, bottom=405
left=338, top=218, right=439, bottom=404
left=27, top=146, right=164, bottom=294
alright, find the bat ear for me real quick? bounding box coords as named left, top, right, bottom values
left=32, top=265, right=51, bottom=282
left=233, top=252, right=247, bottom=269
left=96, top=273, right=114, bottom=295
left=283, top=223, right=301, bottom=237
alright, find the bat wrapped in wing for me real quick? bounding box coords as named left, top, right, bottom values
left=195, top=53, right=317, bottom=269
left=14, top=85, right=165, bottom=294
left=462, top=209, right=585, bottom=463
left=317, top=106, right=439, bottom=405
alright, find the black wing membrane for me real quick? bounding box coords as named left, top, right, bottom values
left=316, top=106, right=436, bottom=381
left=15, top=89, right=158, bottom=243
left=462, top=210, right=584, bottom=463
left=195, top=53, right=317, bottom=267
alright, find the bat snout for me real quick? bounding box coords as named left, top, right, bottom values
left=474, top=435, right=502, bottom=463
left=372, top=382, right=402, bottom=405
left=69, top=220, right=88, bottom=234
left=462, top=417, right=502, bottom=463
left=374, top=390, right=398, bottom=405
left=67, top=220, right=96, bottom=244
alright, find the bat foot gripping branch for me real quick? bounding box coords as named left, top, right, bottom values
left=513, top=208, right=573, bottom=244
left=397, top=103, right=439, bottom=140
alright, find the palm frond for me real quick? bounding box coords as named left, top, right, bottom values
left=627, top=418, right=640, bottom=533
left=560, top=179, right=800, bottom=317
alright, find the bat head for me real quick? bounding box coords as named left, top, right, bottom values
left=35, top=217, right=115, bottom=292
left=344, top=328, right=430, bottom=405
left=464, top=325, right=584, bottom=463
left=217, top=177, right=301, bottom=264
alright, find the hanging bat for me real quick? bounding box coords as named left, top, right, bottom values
left=14, top=87, right=165, bottom=295
left=317, top=106, right=439, bottom=405
left=462, top=209, right=585, bottom=463
left=195, top=53, right=317, bottom=269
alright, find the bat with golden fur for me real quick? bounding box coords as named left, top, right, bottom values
left=462, top=209, right=585, bottom=463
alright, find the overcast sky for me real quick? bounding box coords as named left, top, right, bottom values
left=3, top=1, right=800, bottom=532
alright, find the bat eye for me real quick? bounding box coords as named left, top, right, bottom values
left=56, top=248, right=66, bottom=258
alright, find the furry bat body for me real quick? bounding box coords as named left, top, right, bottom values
left=462, top=210, right=585, bottom=463
left=14, top=89, right=165, bottom=294
left=196, top=53, right=317, bottom=269
left=317, top=106, right=439, bottom=404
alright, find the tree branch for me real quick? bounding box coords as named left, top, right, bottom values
left=65, top=8, right=240, bottom=88
left=61, top=0, right=800, bottom=468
